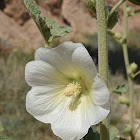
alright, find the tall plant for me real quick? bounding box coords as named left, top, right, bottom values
left=23, top=0, right=140, bottom=139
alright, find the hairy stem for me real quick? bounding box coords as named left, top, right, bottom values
left=96, top=0, right=109, bottom=140
left=123, top=2, right=134, bottom=140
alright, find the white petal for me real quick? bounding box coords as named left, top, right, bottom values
left=26, top=85, right=109, bottom=140
left=81, top=96, right=110, bottom=126
left=50, top=96, right=109, bottom=140
left=26, top=86, right=65, bottom=120
left=25, top=61, right=68, bottom=87
left=91, top=74, right=110, bottom=105
left=35, top=41, right=83, bottom=69
left=35, top=47, right=64, bottom=70
left=72, top=46, right=97, bottom=86
left=35, top=41, right=93, bottom=79
left=48, top=101, right=89, bottom=140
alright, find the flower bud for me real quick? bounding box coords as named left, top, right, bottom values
left=127, top=68, right=132, bottom=75
left=82, top=0, right=96, bottom=17
left=105, top=6, right=118, bottom=29
left=129, top=0, right=140, bottom=6
left=126, top=7, right=131, bottom=14
left=119, top=95, right=129, bottom=106
left=130, top=62, right=138, bottom=73
left=114, top=32, right=121, bottom=39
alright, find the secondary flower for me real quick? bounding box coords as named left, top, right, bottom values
left=25, top=41, right=110, bottom=140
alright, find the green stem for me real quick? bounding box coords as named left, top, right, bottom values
left=128, top=8, right=140, bottom=17
left=134, top=8, right=140, bottom=14
left=45, top=42, right=50, bottom=47
left=134, top=124, right=140, bottom=136
left=96, top=0, right=109, bottom=140
left=132, top=71, right=140, bottom=78
left=123, top=2, right=134, bottom=140
left=109, top=0, right=126, bottom=17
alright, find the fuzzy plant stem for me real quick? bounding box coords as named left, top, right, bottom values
left=96, top=0, right=110, bottom=140
left=123, top=2, right=134, bottom=140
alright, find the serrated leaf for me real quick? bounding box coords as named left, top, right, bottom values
left=24, top=0, right=72, bottom=44
left=83, top=127, right=100, bottom=140
left=110, top=125, right=119, bottom=140
left=0, top=136, right=10, bottom=140
left=113, top=84, right=128, bottom=94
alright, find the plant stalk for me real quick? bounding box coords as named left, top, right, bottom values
left=45, top=42, right=49, bottom=47
left=96, top=0, right=109, bottom=139
left=132, top=71, right=140, bottom=78
left=110, top=0, right=126, bottom=17
left=123, top=2, right=134, bottom=140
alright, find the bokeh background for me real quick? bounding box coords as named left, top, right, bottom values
left=0, top=0, right=140, bottom=140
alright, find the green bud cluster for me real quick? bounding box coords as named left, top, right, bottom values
left=108, top=30, right=123, bottom=44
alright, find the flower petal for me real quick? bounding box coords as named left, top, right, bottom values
left=26, top=85, right=110, bottom=140
left=81, top=96, right=110, bottom=126
left=72, top=46, right=97, bottom=85
left=35, top=41, right=83, bottom=70
left=91, top=74, right=110, bottom=105
left=25, top=61, right=68, bottom=87
left=35, top=41, right=95, bottom=80
left=26, top=86, right=65, bottom=120
left=46, top=100, right=89, bottom=140
left=49, top=96, right=109, bottom=140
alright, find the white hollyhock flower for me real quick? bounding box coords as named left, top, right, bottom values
left=25, top=41, right=110, bottom=140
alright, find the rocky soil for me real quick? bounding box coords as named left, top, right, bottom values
left=0, top=0, right=140, bottom=49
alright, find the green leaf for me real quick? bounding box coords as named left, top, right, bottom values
left=113, top=84, right=128, bottom=94
left=105, top=6, right=118, bottom=29
left=24, top=0, right=72, bottom=44
left=129, top=0, right=140, bottom=6
left=110, top=125, right=119, bottom=140
left=82, top=0, right=96, bottom=17
left=83, top=127, right=100, bottom=140
left=0, top=125, right=4, bottom=132
left=0, top=136, right=10, bottom=140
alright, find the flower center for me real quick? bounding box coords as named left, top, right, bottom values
left=64, top=81, right=81, bottom=97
